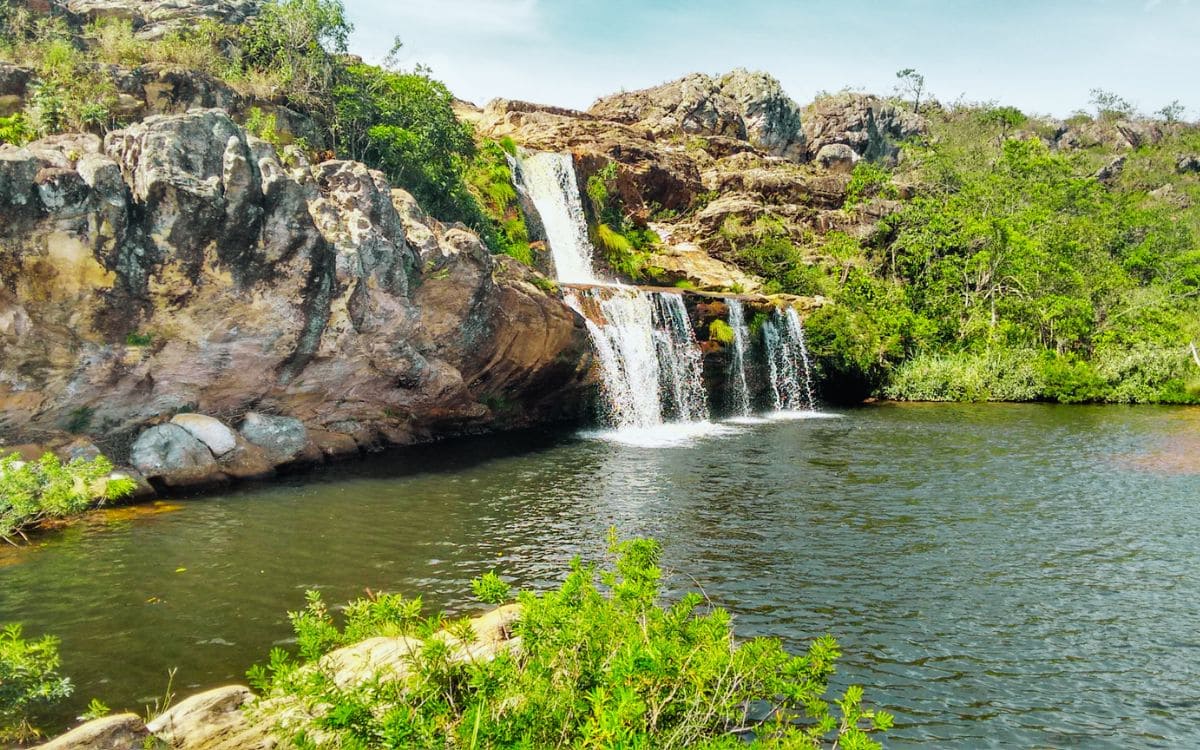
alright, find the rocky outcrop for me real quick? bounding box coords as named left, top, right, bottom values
left=480, top=98, right=703, bottom=213
left=588, top=69, right=806, bottom=160
left=1056, top=118, right=1165, bottom=152
left=61, top=0, right=262, bottom=39
left=802, top=93, right=927, bottom=163
left=0, top=110, right=594, bottom=486
left=36, top=605, right=524, bottom=750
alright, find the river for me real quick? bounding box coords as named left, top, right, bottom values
left=2, top=403, right=1198, bottom=747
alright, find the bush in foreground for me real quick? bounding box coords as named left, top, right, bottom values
left=0, top=623, right=73, bottom=743
left=250, top=532, right=891, bottom=748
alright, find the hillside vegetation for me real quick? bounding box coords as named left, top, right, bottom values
left=2, top=0, right=1197, bottom=404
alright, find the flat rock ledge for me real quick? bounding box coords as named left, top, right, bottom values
left=37, top=605, right=522, bottom=750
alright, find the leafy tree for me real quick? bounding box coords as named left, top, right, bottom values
left=1156, top=100, right=1187, bottom=124
left=1089, top=88, right=1136, bottom=120
left=894, top=68, right=926, bottom=113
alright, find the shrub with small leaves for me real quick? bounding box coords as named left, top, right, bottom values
left=0, top=453, right=137, bottom=543
left=0, top=623, right=73, bottom=743
left=249, top=531, right=892, bottom=748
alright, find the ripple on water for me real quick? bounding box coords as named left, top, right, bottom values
left=1, top=404, right=1199, bottom=747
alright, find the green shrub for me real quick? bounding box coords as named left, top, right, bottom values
left=845, top=161, right=896, bottom=207
left=0, top=453, right=137, bottom=542
left=0, top=623, right=73, bottom=743
left=465, top=139, right=533, bottom=263
left=708, top=318, right=735, bottom=345
left=0, top=112, right=33, bottom=145
left=249, top=532, right=892, bottom=749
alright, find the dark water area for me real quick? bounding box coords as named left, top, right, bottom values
left=2, top=404, right=1198, bottom=747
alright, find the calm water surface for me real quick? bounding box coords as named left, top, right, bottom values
left=2, top=404, right=1198, bottom=747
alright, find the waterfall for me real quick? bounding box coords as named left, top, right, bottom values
left=725, top=300, right=752, bottom=417
left=652, top=293, right=708, bottom=422
left=762, top=307, right=817, bottom=412
left=564, top=288, right=709, bottom=429
left=512, top=152, right=600, bottom=284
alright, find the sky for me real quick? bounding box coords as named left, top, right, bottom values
left=345, top=0, right=1199, bottom=119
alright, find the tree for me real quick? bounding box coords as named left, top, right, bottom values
left=1088, top=88, right=1136, bottom=120
left=895, top=68, right=926, bottom=113
left=1156, top=100, right=1187, bottom=124
left=978, top=106, right=1026, bottom=144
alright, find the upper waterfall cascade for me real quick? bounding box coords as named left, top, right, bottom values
left=512, top=152, right=601, bottom=284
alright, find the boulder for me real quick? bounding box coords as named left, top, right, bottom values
left=170, top=414, right=238, bottom=457
left=37, top=713, right=148, bottom=749
left=129, top=423, right=220, bottom=487
left=803, top=93, right=927, bottom=163
left=1177, top=155, right=1200, bottom=174
left=239, top=412, right=308, bottom=464
left=0, top=62, right=32, bottom=117
left=815, top=143, right=860, bottom=173
left=1, top=110, right=593, bottom=487
left=146, top=685, right=271, bottom=750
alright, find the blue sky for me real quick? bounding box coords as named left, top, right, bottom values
left=346, top=0, right=1198, bottom=119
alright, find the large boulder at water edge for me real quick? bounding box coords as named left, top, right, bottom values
left=0, top=110, right=594, bottom=489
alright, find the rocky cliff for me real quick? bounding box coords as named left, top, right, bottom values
left=0, top=110, right=594, bottom=490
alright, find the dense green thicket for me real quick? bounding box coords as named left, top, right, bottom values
left=249, top=533, right=891, bottom=749
left=0, top=453, right=136, bottom=542
left=0, top=623, right=73, bottom=742
left=773, top=108, right=1200, bottom=404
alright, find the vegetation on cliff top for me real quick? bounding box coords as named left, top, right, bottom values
left=249, top=532, right=891, bottom=748
left=786, top=110, right=1200, bottom=404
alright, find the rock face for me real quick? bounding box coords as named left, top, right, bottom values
left=62, top=0, right=262, bottom=39
left=802, top=93, right=927, bottom=163
left=588, top=69, right=806, bottom=160
left=0, top=110, right=594, bottom=482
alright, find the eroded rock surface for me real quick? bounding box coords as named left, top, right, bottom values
left=0, top=110, right=594, bottom=484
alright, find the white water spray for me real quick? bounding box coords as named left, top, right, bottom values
left=762, top=307, right=817, bottom=412
left=512, top=152, right=600, bottom=284
left=725, top=300, right=753, bottom=417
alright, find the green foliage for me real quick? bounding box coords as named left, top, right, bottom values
left=844, top=121, right=1200, bottom=404
left=125, top=331, right=154, bottom=347
left=585, top=161, right=663, bottom=281
left=0, top=453, right=137, bottom=542
left=0, top=113, right=33, bottom=145
left=0, top=623, right=73, bottom=742
left=241, top=0, right=350, bottom=106
left=250, top=532, right=891, bottom=749
left=708, top=318, right=736, bottom=345
left=465, top=139, right=533, bottom=264
left=1089, top=88, right=1136, bottom=120
left=80, top=698, right=111, bottom=721
left=332, top=62, right=483, bottom=228
left=845, top=161, right=897, bottom=207
left=470, top=571, right=512, bottom=605
left=244, top=107, right=283, bottom=148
